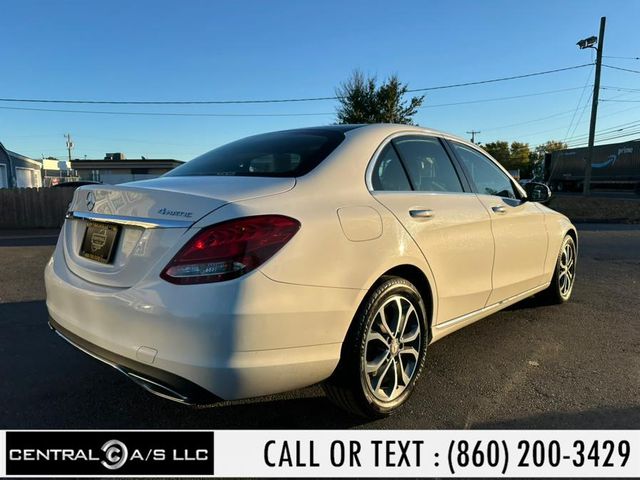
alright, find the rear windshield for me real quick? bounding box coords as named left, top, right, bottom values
left=166, top=129, right=346, bottom=178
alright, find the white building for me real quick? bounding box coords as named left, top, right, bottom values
left=42, top=158, right=77, bottom=186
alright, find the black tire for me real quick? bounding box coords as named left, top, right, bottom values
left=539, top=234, right=577, bottom=304
left=323, top=276, right=428, bottom=418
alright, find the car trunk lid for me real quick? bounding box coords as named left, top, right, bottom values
left=62, top=176, right=295, bottom=287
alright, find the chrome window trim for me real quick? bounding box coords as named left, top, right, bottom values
left=365, top=130, right=527, bottom=198
left=365, top=131, right=471, bottom=194
left=366, top=131, right=425, bottom=192
left=446, top=139, right=528, bottom=199
left=65, top=210, right=193, bottom=229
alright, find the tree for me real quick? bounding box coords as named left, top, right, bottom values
left=335, top=70, right=424, bottom=124
left=509, top=142, right=531, bottom=171
left=482, top=141, right=510, bottom=165
left=530, top=140, right=568, bottom=179
left=483, top=141, right=532, bottom=177
left=536, top=140, right=568, bottom=155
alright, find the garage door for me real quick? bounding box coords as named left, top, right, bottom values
left=15, top=167, right=41, bottom=188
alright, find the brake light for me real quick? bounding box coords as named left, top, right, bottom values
left=160, top=215, right=300, bottom=285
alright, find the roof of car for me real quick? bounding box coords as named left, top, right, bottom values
left=271, top=124, right=467, bottom=142
left=245, top=124, right=476, bottom=152
left=347, top=123, right=458, bottom=137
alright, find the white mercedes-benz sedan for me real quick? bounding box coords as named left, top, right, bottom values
left=45, top=124, right=577, bottom=417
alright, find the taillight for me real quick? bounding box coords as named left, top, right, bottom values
left=160, top=215, right=300, bottom=285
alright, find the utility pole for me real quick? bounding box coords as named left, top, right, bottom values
left=467, top=130, right=481, bottom=144
left=579, top=16, right=606, bottom=195
left=64, top=133, right=74, bottom=163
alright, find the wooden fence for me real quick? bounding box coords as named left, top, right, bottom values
left=0, top=188, right=75, bottom=229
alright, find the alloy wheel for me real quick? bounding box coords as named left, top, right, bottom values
left=558, top=240, right=576, bottom=299
left=362, top=295, right=422, bottom=402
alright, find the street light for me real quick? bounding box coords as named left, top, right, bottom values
left=576, top=36, right=597, bottom=50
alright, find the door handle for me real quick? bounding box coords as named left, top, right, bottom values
left=492, top=205, right=507, bottom=214
left=409, top=209, right=434, bottom=219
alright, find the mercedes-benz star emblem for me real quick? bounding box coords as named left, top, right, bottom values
left=86, top=191, right=95, bottom=211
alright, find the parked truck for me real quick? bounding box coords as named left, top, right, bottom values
left=545, top=139, right=640, bottom=192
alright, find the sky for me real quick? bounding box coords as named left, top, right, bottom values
left=1, top=0, right=639, bottom=161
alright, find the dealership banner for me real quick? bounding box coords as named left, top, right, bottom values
left=0, top=430, right=638, bottom=477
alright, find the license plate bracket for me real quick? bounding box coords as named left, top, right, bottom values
left=79, top=221, right=120, bottom=264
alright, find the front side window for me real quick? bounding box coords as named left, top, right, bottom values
left=392, top=136, right=463, bottom=193
left=371, top=144, right=411, bottom=191
left=166, top=129, right=345, bottom=178
left=451, top=143, right=517, bottom=199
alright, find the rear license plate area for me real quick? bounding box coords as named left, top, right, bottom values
left=79, top=221, right=120, bottom=264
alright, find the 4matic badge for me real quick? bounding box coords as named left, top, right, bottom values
left=157, top=207, right=193, bottom=218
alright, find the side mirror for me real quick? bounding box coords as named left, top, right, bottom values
left=524, top=182, right=552, bottom=204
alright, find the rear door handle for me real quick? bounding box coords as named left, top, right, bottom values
left=492, top=205, right=507, bottom=214
left=409, top=209, right=434, bottom=219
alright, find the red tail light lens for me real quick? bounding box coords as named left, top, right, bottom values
left=161, top=215, right=300, bottom=285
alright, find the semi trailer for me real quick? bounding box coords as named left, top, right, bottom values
left=545, top=139, right=640, bottom=192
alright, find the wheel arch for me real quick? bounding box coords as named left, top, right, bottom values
left=565, top=227, right=578, bottom=251
left=368, top=264, right=435, bottom=342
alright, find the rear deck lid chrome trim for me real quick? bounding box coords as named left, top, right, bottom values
left=65, top=210, right=193, bottom=229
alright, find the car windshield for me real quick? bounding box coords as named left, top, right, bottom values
left=166, top=129, right=346, bottom=178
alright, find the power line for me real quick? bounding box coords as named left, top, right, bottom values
left=594, top=88, right=640, bottom=105
left=567, top=129, right=640, bottom=147
left=0, top=63, right=594, bottom=106
left=564, top=119, right=640, bottom=143
left=481, top=109, right=581, bottom=133
left=0, top=105, right=334, bottom=117
left=0, top=96, right=337, bottom=105
left=406, top=64, right=593, bottom=93
left=602, top=85, right=640, bottom=92
left=596, top=129, right=640, bottom=141
left=603, top=55, right=640, bottom=60
left=419, top=86, right=586, bottom=109
left=565, top=122, right=640, bottom=146
left=603, top=64, right=640, bottom=74
left=511, top=104, right=640, bottom=150
left=563, top=64, right=594, bottom=140
left=566, top=91, right=593, bottom=141
left=0, top=86, right=589, bottom=118
left=595, top=103, right=640, bottom=119
left=478, top=101, right=640, bottom=142
left=503, top=102, right=640, bottom=142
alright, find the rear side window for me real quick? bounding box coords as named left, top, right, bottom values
left=371, top=144, right=412, bottom=191
left=392, top=136, right=463, bottom=193
left=166, top=129, right=345, bottom=178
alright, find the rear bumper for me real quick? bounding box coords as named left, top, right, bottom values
left=49, top=316, right=219, bottom=405
left=44, top=237, right=365, bottom=401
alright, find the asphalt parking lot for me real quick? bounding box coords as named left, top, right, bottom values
left=0, top=224, right=638, bottom=429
